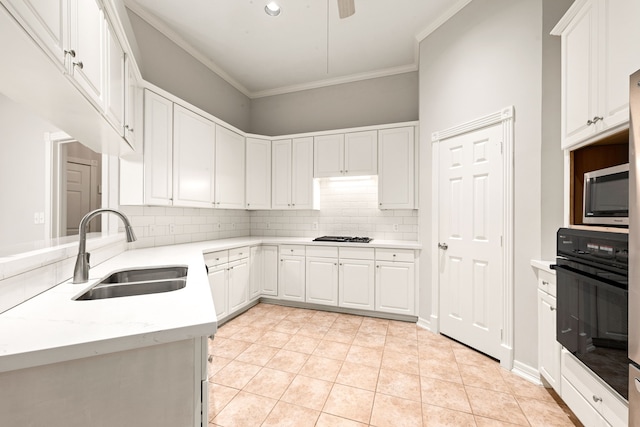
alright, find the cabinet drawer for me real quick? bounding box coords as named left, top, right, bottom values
left=339, top=247, right=374, bottom=260
left=280, top=245, right=305, bottom=257
left=561, top=350, right=628, bottom=426
left=229, top=246, right=249, bottom=262
left=560, top=376, right=607, bottom=427
left=204, top=250, right=228, bottom=267
left=306, top=246, right=338, bottom=258
left=538, top=269, right=557, bottom=297
left=376, top=248, right=414, bottom=263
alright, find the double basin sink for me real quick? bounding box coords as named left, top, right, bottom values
left=74, top=265, right=188, bottom=300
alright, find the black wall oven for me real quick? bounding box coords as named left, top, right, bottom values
left=554, top=228, right=629, bottom=399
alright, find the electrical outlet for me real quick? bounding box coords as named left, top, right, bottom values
left=312, top=222, right=318, bottom=230
left=149, top=224, right=156, bottom=236
left=33, top=212, right=39, bottom=224
left=169, top=224, right=175, bottom=234
left=38, top=212, right=44, bottom=224
left=393, top=224, right=399, bottom=232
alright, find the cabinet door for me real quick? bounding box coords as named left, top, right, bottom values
left=314, top=134, right=344, bottom=177
left=104, top=18, right=124, bottom=135
left=215, top=126, right=245, bottom=209
left=228, top=258, right=250, bottom=312
left=599, top=0, right=640, bottom=132
left=560, top=0, right=598, bottom=149
left=124, top=56, right=141, bottom=151
left=272, top=139, right=292, bottom=209
left=68, top=0, right=104, bottom=107
left=291, top=137, right=314, bottom=209
left=344, top=130, right=377, bottom=176
left=249, top=246, right=262, bottom=300
left=306, top=257, right=338, bottom=306
left=538, top=290, right=561, bottom=393
left=208, top=266, right=228, bottom=320
left=245, top=138, right=271, bottom=209
left=173, top=104, right=215, bottom=207
left=3, top=0, right=67, bottom=65
left=339, top=258, right=375, bottom=311
left=378, top=127, right=415, bottom=209
left=279, top=255, right=305, bottom=302
left=375, top=261, right=415, bottom=315
left=262, top=245, right=278, bottom=296
left=143, top=90, right=173, bottom=206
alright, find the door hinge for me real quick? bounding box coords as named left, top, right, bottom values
left=499, top=141, right=503, bottom=154
left=500, top=236, right=503, bottom=247
left=501, top=329, right=503, bottom=340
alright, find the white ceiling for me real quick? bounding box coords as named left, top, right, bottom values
left=124, top=0, right=472, bottom=98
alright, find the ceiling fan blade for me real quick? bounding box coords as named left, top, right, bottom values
left=337, top=0, right=355, bottom=19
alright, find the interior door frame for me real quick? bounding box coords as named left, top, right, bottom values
left=430, top=106, right=515, bottom=370
left=45, top=131, right=116, bottom=239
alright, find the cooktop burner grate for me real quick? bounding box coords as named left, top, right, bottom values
left=312, top=236, right=372, bottom=243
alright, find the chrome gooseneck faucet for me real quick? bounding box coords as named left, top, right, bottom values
left=73, top=208, right=137, bottom=284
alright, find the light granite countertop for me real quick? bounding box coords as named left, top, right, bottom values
left=0, top=237, right=420, bottom=373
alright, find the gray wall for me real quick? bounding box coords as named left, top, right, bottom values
left=418, top=0, right=568, bottom=371
left=541, top=0, right=572, bottom=259
left=127, top=10, right=251, bottom=131
left=249, top=72, right=419, bottom=135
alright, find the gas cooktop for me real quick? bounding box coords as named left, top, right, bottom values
left=313, top=236, right=372, bottom=243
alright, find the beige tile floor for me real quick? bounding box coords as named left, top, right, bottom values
left=207, top=303, right=582, bottom=427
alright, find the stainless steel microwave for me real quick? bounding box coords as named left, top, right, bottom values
left=583, top=163, right=629, bottom=226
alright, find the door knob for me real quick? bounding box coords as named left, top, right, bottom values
left=438, top=243, right=448, bottom=250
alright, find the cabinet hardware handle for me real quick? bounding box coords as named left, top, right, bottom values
left=64, top=49, right=76, bottom=57
left=592, top=395, right=602, bottom=403
left=73, top=61, right=84, bottom=69
left=345, top=170, right=348, bottom=173
left=340, top=263, right=343, bottom=266
left=334, top=263, right=338, bottom=266
left=376, top=265, right=380, bottom=268
left=229, top=266, right=234, bottom=270
left=438, top=243, right=448, bottom=250
left=208, top=355, right=213, bottom=362
left=586, top=116, right=603, bottom=126
left=549, top=306, right=556, bottom=311
left=239, top=253, right=243, bottom=255
left=542, top=281, right=549, bottom=286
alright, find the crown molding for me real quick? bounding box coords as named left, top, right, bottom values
left=124, top=1, right=253, bottom=98
left=250, top=64, right=418, bottom=99
left=415, top=0, right=473, bottom=42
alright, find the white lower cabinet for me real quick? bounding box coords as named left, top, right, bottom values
left=305, top=246, right=339, bottom=306
left=249, top=246, right=262, bottom=300
left=533, top=264, right=561, bottom=394
left=228, top=257, right=250, bottom=313
left=208, top=264, right=228, bottom=320
left=339, top=247, right=375, bottom=311
left=375, top=249, right=415, bottom=315
left=561, top=349, right=627, bottom=427
left=262, top=245, right=278, bottom=296
left=278, top=246, right=306, bottom=302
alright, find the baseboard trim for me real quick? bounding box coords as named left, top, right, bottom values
left=511, top=360, right=542, bottom=386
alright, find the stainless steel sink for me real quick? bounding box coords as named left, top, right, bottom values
left=74, top=265, right=188, bottom=301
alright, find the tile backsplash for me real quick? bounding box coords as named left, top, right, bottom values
left=121, top=176, right=418, bottom=247
left=251, top=177, right=418, bottom=240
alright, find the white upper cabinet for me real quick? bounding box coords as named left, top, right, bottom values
left=378, top=127, right=415, bottom=209
left=124, top=55, right=141, bottom=151
left=314, top=134, right=344, bottom=177
left=344, top=130, right=378, bottom=176
left=554, top=0, right=640, bottom=149
left=291, top=137, right=315, bottom=209
left=215, top=126, right=245, bottom=209
left=143, top=90, right=173, bottom=206
left=314, top=131, right=377, bottom=177
left=2, top=0, right=67, bottom=66
left=173, top=104, right=215, bottom=207
left=272, top=137, right=316, bottom=210
left=67, top=0, right=104, bottom=108
left=245, top=137, right=271, bottom=210
left=104, top=17, right=124, bottom=136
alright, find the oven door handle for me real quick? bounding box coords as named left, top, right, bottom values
left=553, top=264, right=628, bottom=293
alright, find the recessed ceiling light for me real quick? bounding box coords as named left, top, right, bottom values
left=265, top=2, right=281, bottom=16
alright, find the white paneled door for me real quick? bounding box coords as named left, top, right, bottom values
left=438, top=124, right=503, bottom=360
